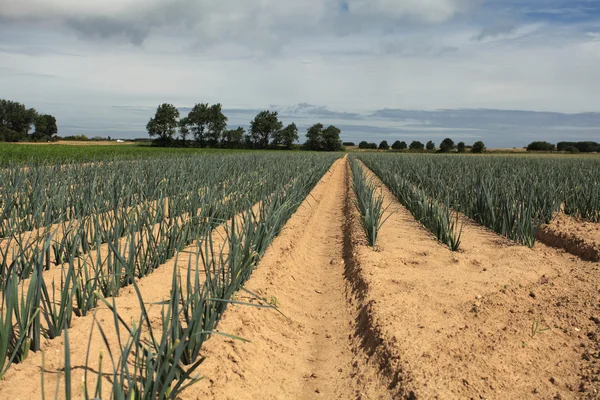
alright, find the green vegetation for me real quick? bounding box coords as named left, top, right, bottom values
left=392, top=140, right=407, bottom=150
left=0, top=152, right=340, bottom=395
left=357, top=153, right=600, bottom=248
left=349, top=158, right=389, bottom=248
left=526, top=141, right=555, bottom=151
left=378, top=140, right=389, bottom=150
left=0, top=99, right=58, bottom=142
left=147, top=103, right=340, bottom=151
left=357, top=154, right=463, bottom=250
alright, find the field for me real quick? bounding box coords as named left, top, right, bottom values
left=0, top=150, right=599, bottom=399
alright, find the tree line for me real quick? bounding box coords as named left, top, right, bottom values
left=147, top=103, right=342, bottom=151
left=527, top=141, right=600, bottom=153
left=0, top=99, right=58, bottom=142
left=358, top=138, right=486, bottom=153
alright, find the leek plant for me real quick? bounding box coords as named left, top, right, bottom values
left=349, top=158, right=390, bottom=248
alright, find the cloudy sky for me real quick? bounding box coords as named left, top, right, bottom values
left=1, top=0, right=600, bottom=147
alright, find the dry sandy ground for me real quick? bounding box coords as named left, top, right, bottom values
left=187, top=159, right=600, bottom=399
left=1, top=156, right=599, bottom=399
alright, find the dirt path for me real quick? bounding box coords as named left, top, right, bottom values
left=188, top=157, right=391, bottom=399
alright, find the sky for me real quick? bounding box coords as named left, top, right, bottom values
left=1, top=0, right=600, bottom=147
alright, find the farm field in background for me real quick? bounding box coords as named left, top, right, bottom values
left=0, top=150, right=599, bottom=399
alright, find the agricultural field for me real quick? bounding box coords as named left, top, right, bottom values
left=0, top=151, right=599, bottom=399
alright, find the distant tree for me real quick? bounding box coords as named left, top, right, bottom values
left=557, top=141, right=600, bottom=153
left=34, top=114, right=57, bottom=138
left=358, top=141, right=370, bottom=149
left=471, top=141, right=486, bottom=153
left=379, top=140, right=389, bottom=150
left=146, top=103, right=180, bottom=146
left=221, top=127, right=245, bottom=148
left=526, top=141, right=555, bottom=151
left=322, top=125, right=342, bottom=151
left=343, top=142, right=355, bottom=146
left=250, top=110, right=283, bottom=149
left=439, top=138, right=455, bottom=153
left=179, top=116, right=190, bottom=145
left=206, top=104, right=228, bottom=147
left=426, top=140, right=435, bottom=151
left=305, top=123, right=324, bottom=150
left=0, top=99, right=38, bottom=141
left=186, top=103, right=210, bottom=147
left=457, top=141, right=466, bottom=153
left=391, top=140, right=407, bottom=150
left=409, top=140, right=425, bottom=151
left=279, top=123, right=299, bottom=149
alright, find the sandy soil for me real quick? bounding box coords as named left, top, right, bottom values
left=356, top=162, right=600, bottom=399
left=537, top=213, right=600, bottom=261
left=187, top=157, right=393, bottom=399
left=2, top=156, right=600, bottom=399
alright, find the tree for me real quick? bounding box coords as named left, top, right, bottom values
left=206, top=104, right=228, bottom=147
left=457, top=141, right=466, bottom=153
left=322, top=125, right=342, bottom=151
left=343, top=142, right=355, bottom=146
left=186, top=103, right=209, bottom=147
left=146, top=103, right=180, bottom=146
left=250, top=110, right=282, bottom=149
left=392, top=140, right=407, bottom=150
left=426, top=140, right=435, bottom=151
left=409, top=141, right=424, bottom=151
left=439, top=138, right=455, bottom=153
left=379, top=140, right=389, bottom=150
left=526, top=141, right=555, bottom=151
left=34, top=114, right=58, bottom=138
left=179, top=116, right=190, bottom=145
left=278, top=123, right=299, bottom=149
left=0, top=99, right=37, bottom=141
left=305, top=123, right=324, bottom=150
left=471, top=141, right=486, bottom=153
left=221, top=127, right=245, bottom=148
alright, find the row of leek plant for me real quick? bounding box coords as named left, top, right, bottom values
left=0, top=153, right=324, bottom=282
left=349, top=158, right=389, bottom=248
left=0, top=153, right=339, bottom=385
left=0, top=153, right=295, bottom=237
left=52, top=154, right=338, bottom=399
left=356, top=153, right=588, bottom=247
left=356, top=155, right=463, bottom=251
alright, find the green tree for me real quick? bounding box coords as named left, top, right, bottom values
left=322, top=125, right=342, bottom=151
left=278, top=123, right=299, bottom=149
left=426, top=140, right=435, bottom=151
left=358, top=141, right=370, bottom=149
left=526, top=141, right=555, bottom=151
left=0, top=99, right=37, bottom=139
left=221, top=127, right=245, bottom=148
left=34, top=114, right=58, bottom=138
left=391, top=140, right=406, bottom=150
left=186, top=103, right=210, bottom=147
left=206, top=104, right=228, bottom=147
left=146, top=103, right=180, bottom=146
left=471, top=141, right=486, bottom=153
left=457, top=141, right=466, bottom=153
left=179, top=117, right=190, bottom=145
left=439, top=138, right=455, bottom=153
left=409, top=141, right=424, bottom=150
left=379, top=140, right=389, bottom=150
left=305, top=123, right=324, bottom=150
left=250, top=110, right=282, bottom=149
